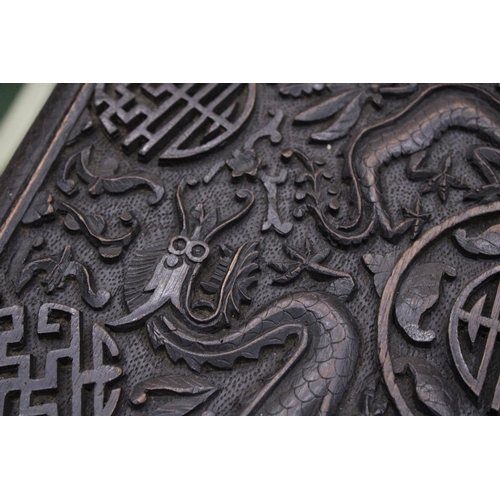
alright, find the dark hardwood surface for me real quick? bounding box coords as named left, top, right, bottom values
left=1, top=83, right=500, bottom=415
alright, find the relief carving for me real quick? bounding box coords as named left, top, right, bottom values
left=57, top=146, right=165, bottom=205
left=94, top=83, right=256, bottom=162
left=286, top=85, right=500, bottom=245
left=5, top=83, right=500, bottom=415
left=14, top=239, right=111, bottom=309
left=0, top=304, right=121, bottom=415
left=106, top=180, right=359, bottom=415
left=449, top=265, right=500, bottom=412
left=55, top=200, right=139, bottom=260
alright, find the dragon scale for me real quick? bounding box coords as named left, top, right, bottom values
left=329, top=85, right=500, bottom=244
left=149, top=292, right=359, bottom=416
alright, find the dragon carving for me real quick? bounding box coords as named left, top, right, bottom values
left=108, top=179, right=359, bottom=415
left=291, top=84, right=500, bottom=245
left=104, top=84, right=500, bottom=415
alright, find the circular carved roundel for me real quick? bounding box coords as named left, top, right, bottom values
left=94, top=83, right=257, bottom=162
left=377, top=203, right=500, bottom=415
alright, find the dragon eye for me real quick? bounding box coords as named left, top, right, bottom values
left=168, top=236, right=189, bottom=255
left=186, top=241, right=209, bottom=263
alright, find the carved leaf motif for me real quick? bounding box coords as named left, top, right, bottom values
left=363, top=251, right=399, bottom=297
left=454, top=225, right=500, bottom=256
left=310, top=248, right=330, bottom=263
left=267, top=262, right=289, bottom=273
left=395, top=262, right=456, bottom=342
left=329, top=277, right=356, bottom=302
left=282, top=243, right=306, bottom=262
left=420, top=155, right=470, bottom=202
left=393, top=357, right=454, bottom=416
left=56, top=200, right=140, bottom=261
left=310, top=90, right=366, bottom=141
left=294, top=88, right=359, bottom=122
left=303, top=237, right=312, bottom=256
left=85, top=214, right=107, bottom=235
left=15, top=244, right=111, bottom=309
left=271, top=240, right=353, bottom=286
left=307, top=262, right=344, bottom=279
left=272, top=264, right=302, bottom=284
left=98, top=172, right=165, bottom=205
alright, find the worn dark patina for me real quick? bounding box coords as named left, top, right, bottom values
left=2, top=83, right=500, bottom=415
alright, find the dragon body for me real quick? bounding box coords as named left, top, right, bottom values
left=107, top=84, right=500, bottom=414
left=148, top=291, right=358, bottom=416
left=108, top=180, right=359, bottom=415
left=321, top=84, right=500, bottom=244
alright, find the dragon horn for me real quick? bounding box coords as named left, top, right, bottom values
left=175, top=177, right=199, bottom=234
left=204, top=190, right=255, bottom=242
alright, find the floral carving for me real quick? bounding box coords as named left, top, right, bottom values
left=226, top=149, right=260, bottom=179
left=281, top=149, right=340, bottom=221
left=420, top=155, right=470, bottom=202
left=269, top=239, right=354, bottom=288
left=402, top=196, right=431, bottom=240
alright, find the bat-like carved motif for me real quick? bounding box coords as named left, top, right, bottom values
left=14, top=244, right=111, bottom=309
left=57, top=146, right=165, bottom=205
left=55, top=200, right=140, bottom=260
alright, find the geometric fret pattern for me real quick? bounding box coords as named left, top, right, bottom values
left=94, top=83, right=256, bottom=161
left=0, top=303, right=122, bottom=416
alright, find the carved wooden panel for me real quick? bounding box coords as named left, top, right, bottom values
left=2, top=83, right=500, bottom=415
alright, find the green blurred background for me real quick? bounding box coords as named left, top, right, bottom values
left=0, top=83, right=56, bottom=175
left=0, top=84, right=23, bottom=120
